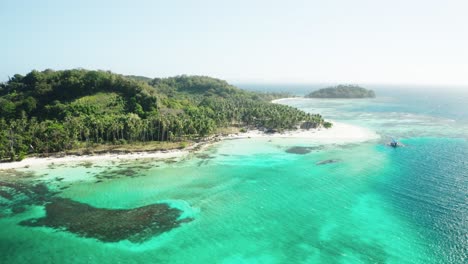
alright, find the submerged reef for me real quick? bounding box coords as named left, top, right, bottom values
left=0, top=180, right=56, bottom=216
left=93, top=163, right=154, bottom=181
left=1, top=171, right=192, bottom=243
left=316, top=159, right=341, bottom=165
left=20, top=198, right=193, bottom=243
left=285, top=146, right=315, bottom=155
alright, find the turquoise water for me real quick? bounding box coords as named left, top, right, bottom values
left=1, top=88, right=467, bottom=263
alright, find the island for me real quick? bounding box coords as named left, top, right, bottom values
left=305, top=85, right=376, bottom=98
left=0, top=69, right=331, bottom=162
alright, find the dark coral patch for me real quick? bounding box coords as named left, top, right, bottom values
left=0, top=181, right=57, bottom=216
left=285, top=146, right=315, bottom=155
left=111, top=168, right=139, bottom=177
left=94, top=163, right=156, bottom=181
left=195, top=153, right=214, bottom=160
left=164, top=159, right=178, bottom=164
left=0, top=181, right=54, bottom=203
left=0, top=189, right=14, bottom=200
left=20, top=198, right=193, bottom=243
left=0, top=169, right=36, bottom=179
left=77, top=161, right=94, bottom=168
left=316, top=159, right=341, bottom=165
left=94, top=168, right=139, bottom=181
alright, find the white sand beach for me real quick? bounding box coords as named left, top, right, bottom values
left=271, top=98, right=300, bottom=104
left=222, top=121, right=379, bottom=144
left=0, top=121, right=379, bottom=170
left=0, top=149, right=190, bottom=170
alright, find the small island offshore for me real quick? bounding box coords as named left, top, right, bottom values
left=305, top=85, right=376, bottom=98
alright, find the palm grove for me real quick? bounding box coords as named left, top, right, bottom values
left=0, top=69, right=330, bottom=161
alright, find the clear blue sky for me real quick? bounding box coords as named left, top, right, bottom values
left=1, top=0, right=467, bottom=85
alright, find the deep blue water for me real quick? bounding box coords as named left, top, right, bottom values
left=376, top=138, right=468, bottom=263
left=237, top=84, right=468, bottom=263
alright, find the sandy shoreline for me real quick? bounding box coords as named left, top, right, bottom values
left=224, top=121, right=379, bottom=143
left=0, top=98, right=380, bottom=170
left=0, top=148, right=191, bottom=170
left=0, top=122, right=378, bottom=170
left=271, top=97, right=302, bottom=104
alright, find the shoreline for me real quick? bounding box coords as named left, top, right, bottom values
left=223, top=121, right=379, bottom=143
left=0, top=122, right=378, bottom=170
left=0, top=141, right=213, bottom=170
left=0, top=98, right=380, bottom=170
left=0, top=146, right=191, bottom=170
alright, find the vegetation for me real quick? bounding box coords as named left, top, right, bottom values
left=305, top=85, right=376, bottom=98
left=0, top=69, right=327, bottom=161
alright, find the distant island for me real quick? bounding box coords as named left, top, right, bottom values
left=305, top=85, right=376, bottom=98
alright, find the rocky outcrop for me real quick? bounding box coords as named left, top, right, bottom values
left=300, top=121, right=318, bottom=130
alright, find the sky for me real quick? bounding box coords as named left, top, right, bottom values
left=1, top=0, right=467, bottom=86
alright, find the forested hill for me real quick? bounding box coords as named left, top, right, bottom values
left=305, top=85, right=376, bottom=98
left=0, top=69, right=328, bottom=161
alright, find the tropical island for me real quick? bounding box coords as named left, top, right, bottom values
left=0, top=69, right=332, bottom=162
left=305, top=85, right=376, bottom=98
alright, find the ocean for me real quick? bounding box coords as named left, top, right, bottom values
left=0, top=85, right=467, bottom=263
